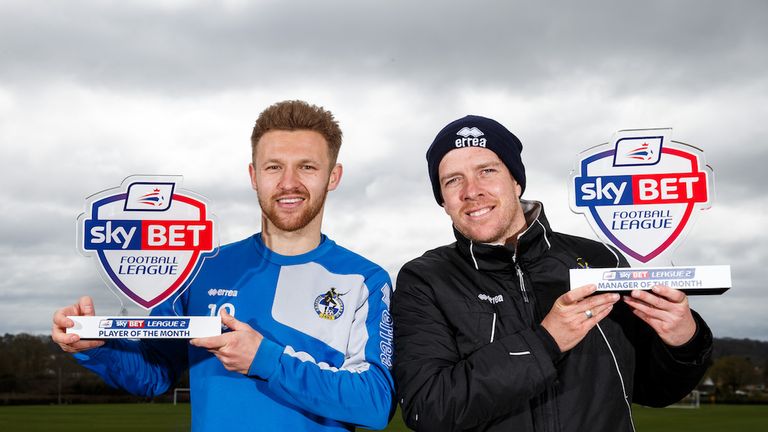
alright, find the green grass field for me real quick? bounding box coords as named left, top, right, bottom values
left=0, top=403, right=766, bottom=431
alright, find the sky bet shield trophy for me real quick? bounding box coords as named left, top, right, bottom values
left=67, top=175, right=221, bottom=339
left=568, top=128, right=731, bottom=295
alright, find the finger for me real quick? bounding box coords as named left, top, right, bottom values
left=561, top=284, right=597, bottom=306
left=623, top=293, right=652, bottom=309
left=52, top=303, right=81, bottom=345
left=219, top=309, right=238, bottom=330
left=623, top=294, right=653, bottom=312
left=51, top=322, right=79, bottom=345
left=78, top=296, right=97, bottom=316
left=592, top=304, right=614, bottom=323
left=579, top=301, right=613, bottom=323
left=71, top=340, right=106, bottom=351
left=581, top=293, right=620, bottom=311
left=651, top=285, right=686, bottom=304
left=53, top=307, right=76, bottom=329
left=623, top=296, right=675, bottom=322
left=633, top=289, right=685, bottom=314
left=190, top=335, right=226, bottom=349
left=52, top=328, right=105, bottom=351
left=220, top=309, right=250, bottom=331
left=630, top=307, right=668, bottom=334
left=570, top=294, right=617, bottom=325
left=629, top=289, right=669, bottom=311
left=578, top=305, right=614, bottom=334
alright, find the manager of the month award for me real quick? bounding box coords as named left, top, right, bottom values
left=568, top=128, right=731, bottom=295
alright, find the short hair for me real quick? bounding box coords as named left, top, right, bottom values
left=250, top=100, right=343, bottom=164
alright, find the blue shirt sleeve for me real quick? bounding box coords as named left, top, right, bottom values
left=73, top=297, right=189, bottom=397
left=247, top=270, right=396, bottom=430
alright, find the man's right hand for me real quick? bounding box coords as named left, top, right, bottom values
left=540, top=285, right=620, bottom=352
left=51, top=296, right=105, bottom=353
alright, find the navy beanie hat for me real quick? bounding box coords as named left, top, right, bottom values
left=426, top=115, right=526, bottom=205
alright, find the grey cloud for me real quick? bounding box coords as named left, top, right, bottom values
left=1, top=1, right=766, bottom=95
left=1, top=0, right=766, bottom=340
left=712, top=146, right=768, bottom=202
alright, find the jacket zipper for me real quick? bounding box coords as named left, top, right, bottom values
left=515, top=263, right=529, bottom=303
left=514, top=257, right=538, bottom=327
left=514, top=253, right=558, bottom=431
left=512, top=251, right=529, bottom=304
left=512, top=254, right=536, bottom=328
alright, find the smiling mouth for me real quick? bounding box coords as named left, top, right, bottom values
left=466, top=206, right=493, bottom=217
left=277, top=197, right=304, bottom=204
left=274, top=195, right=307, bottom=208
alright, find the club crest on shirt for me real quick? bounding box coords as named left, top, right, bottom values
left=314, top=287, right=346, bottom=320
left=576, top=257, right=590, bottom=269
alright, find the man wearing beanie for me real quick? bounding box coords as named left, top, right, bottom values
left=391, top=115, right=712, bottom=431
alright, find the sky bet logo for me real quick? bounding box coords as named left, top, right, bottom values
left=569, top=129, right=714, bottom=264
left=77, top=176, right=218, bottom=309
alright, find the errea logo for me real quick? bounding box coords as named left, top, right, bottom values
left=455, top=126, right=487, bottom=148
left=457, top=127, right=484, bottom=138
left=207, top=288, right=238, bottom=297
left=478, top=293, right=504, bottom=304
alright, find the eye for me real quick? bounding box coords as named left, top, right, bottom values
left=301, top=164, right=318, bottom=171
left=265, top=165, right=281, bottom=171
left=443, top=177, right=460, bottom=187
left=480, top=168, right=497, bottom=175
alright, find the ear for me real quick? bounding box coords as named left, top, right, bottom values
left=327, top=163, right=343, bottom=192
left=248, top=163, right=258, bottom=192
left=514, top=180, right=522, bottom=199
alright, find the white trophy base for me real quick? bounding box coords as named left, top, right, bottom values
left=569, top=265, right=731, bottom=295
left=67, top=316, right=222, bottom=339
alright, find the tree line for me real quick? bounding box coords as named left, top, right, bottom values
left=0, top=334, right=188, bottom=405
left=0, top=333, right=764, bottom=405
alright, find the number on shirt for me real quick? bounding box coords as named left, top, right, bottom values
left=208, top=302, right=235, bottom=317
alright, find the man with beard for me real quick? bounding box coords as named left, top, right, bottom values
left=52, top=100, right=395, bottom=431
left=392, top=115, right=712, bottom=431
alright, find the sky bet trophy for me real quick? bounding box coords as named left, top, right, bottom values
left=568, top=128, right=731, bottom=295
left=67, top=175, right=221, bottom=339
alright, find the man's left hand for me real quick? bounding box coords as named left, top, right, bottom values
left=623, top=285, right=696, bottom=347
left=190, top=309, right=263, bottom=375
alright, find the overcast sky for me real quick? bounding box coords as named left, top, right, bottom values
left=1, top=0, right=766, bottom=340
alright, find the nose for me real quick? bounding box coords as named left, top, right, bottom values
left=462, top=176, right=483, bottom=201
left=278, top=166, right=300, bottom=190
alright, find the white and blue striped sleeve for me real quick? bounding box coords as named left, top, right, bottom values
left=247, top=270, right=395, bottom=430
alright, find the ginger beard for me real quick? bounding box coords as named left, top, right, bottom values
left=250, top=129, right=340, bottom=235
left=258, top=185, right=329, bottom=232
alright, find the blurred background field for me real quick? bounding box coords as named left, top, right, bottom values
left=2, top=335, right=767, bottom=430
left=1, top=404, right=767, bottom=431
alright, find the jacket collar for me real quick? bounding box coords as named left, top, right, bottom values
left=454, top=200, right=553, bottom=271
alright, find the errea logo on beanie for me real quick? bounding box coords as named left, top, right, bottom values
left=426, top=115, right=526, bottom=205
left=455, top=127, right=487, bottom=147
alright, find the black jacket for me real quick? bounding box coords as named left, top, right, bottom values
left=392, top=201, right=712, bottom=432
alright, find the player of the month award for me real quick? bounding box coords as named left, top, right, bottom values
left=68, top=175, right=221, bottom=338
left=568, top=128, right=731, bottom=295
